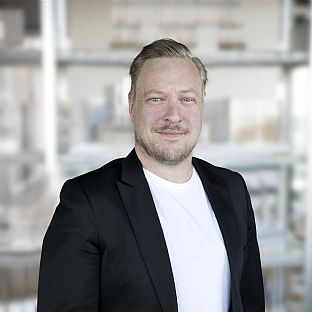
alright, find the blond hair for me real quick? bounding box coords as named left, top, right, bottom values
left=129, top=38, right=208, bottom=96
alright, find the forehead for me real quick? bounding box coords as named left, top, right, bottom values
left=136, top=57, right=202, bottom=92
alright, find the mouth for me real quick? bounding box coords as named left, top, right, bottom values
left=155, top=128, right=188, bottom=139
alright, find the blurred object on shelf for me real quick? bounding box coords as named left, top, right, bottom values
left=242, top=169, right=281, bottom=236
left=293, top=14, right=310, bottom=51
left=218, top=37, right=246, bottom=50
left=292, top=1, right=310, bottom=51
left=204, top=98, right=230, bottom=143
left=84, top=96, right=108, bottom=141
left=230, top=98, right=281, bottom=143
left=286, top=267, right=305, bottom=302
left=110, top=77, right=131, bottom=128
left=109, top=1, right=244, bottom=51
left=57, top=103, right=72, bottom=154
left=217, top=17, right=242, bottom=29
left=110, top=38, right=144, bottom=49
left=0, top=9, right=24, bottom=48
left=0, top=263, right=38, bottom=301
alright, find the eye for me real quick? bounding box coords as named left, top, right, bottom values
left=180, top=97, right=195, bottom=103
left=147, top=97, right=163, bottom=103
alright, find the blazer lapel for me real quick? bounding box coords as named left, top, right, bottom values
left=193, top=159, right=244, bottom=291
left=117, top=150, right=178, bottom=312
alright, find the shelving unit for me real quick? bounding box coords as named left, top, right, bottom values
left=0, top=1, right=58, bottom=307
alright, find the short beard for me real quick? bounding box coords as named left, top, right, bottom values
left=134, top=130, right=195, bottom=166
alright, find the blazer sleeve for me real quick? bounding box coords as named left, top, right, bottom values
left=239, top=175, right=265, bottom=311
left=37, top=178, right=102, bottom=311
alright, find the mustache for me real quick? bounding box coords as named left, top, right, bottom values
left=154, top=124, right=189, bottom=133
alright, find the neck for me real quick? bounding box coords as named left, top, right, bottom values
left=135, top=146, right=193, bottom=183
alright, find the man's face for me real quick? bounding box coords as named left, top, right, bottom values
left=129, top=57, right=204, bottom=165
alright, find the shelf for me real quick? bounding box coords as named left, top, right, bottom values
left=0, top=48, right=41, bottom=66
left=195, top=50, right=309, bottom=67
left=0, top=151, right=44, bottom=165
left=57, top=50, right=309, bottom=67
left=110, top=0, right=240, bottom=6
left=261, top=247, right=304, bottom=268
left=258, top=232, right=304, bottom=268
left=0, top=250, right=41, bottom=267
left=57, top=49, right=137, bottom=67
left=1, top=48, right=309, bottom=68
left=58, top=142, right=302, bottom=179
left=195, top=143, right=303, bottom=169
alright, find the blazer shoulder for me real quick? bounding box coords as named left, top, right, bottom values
left=193, top=157, right=244, bottom=185
left=64, top=157, right=125, bottom=197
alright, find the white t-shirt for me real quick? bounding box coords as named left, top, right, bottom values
left=143, top=167, right=230, bottom=312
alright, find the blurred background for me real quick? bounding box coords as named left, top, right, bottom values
left=0, top=0, right=311, bottom=311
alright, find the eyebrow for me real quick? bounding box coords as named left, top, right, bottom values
left=142, top=90, right=166, bottom=97
left=179, top=89, right=201, bottom=97
left=143, top=88, right=201, bottom=97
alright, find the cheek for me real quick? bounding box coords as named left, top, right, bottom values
left=142, top=109, right=163, bottom=126
left=184, top=108, right=203, bottom=126
left=197, top=112, right=204, bottom=125
left=133, top=110, right=155, bottom=131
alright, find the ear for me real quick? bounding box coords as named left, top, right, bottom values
left=128, top=92, right=134, bottom=122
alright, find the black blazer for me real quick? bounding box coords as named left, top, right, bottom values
left=37, top=149, right=265, bottom=311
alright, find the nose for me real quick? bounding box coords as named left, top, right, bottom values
left=163, top=99, right=181, bottom=123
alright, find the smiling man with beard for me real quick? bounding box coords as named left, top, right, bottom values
left=37, top=38, right=265, bottom=312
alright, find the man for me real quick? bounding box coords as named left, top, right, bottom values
left=37, top=38, right=265, bottom=312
